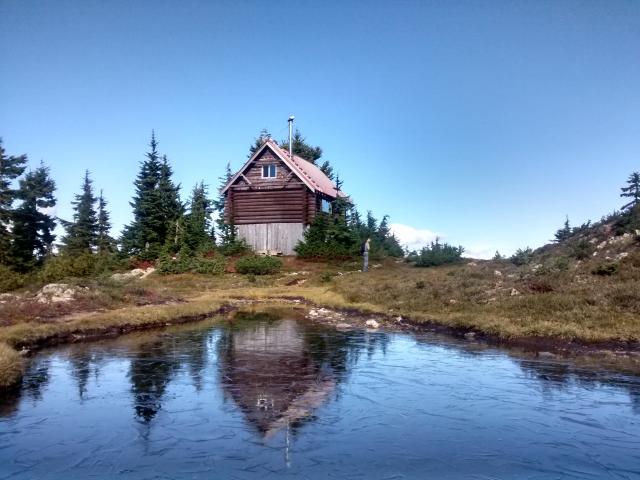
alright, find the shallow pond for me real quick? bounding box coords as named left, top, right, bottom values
left=1, top=309, right=640, bottom=479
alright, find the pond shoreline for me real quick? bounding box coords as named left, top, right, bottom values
left=2, top=295, right=640, bottom=391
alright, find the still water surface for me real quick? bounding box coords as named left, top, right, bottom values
left=1, top=310, right=640, bottom=479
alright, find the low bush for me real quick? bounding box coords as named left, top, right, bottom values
left=157, top=254, right=225, bottom=275
left=0, top=265, right=26, bottom=293
left=235, top=256, right=282, bottom=275
left=510, top=247, right=533, bottom=266
left=38, top=253, right=122, bottom=283
left=217, top=239, right=250, bottom=257
left=413, top=239, right=464, bottom=267
left=569, top=239, right=594, bottom=260
left=591, top=263, right=618, bottom=276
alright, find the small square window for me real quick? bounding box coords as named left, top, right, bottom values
left=262, top=164, right=276, bottom=178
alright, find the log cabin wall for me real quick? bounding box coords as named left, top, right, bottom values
left=224, top=147, right=317, bottom=254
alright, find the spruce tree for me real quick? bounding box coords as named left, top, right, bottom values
left=96, top=190, right=114, bottom=253
left=0, top=139, right=27, bottom=265
left=121, top=132, right=180, bottom=257
left=279, top=129, right=322, bottom=164
left=158, top=154, right=183, bottom=247
left=621, top=172, right=640, bottom=210
left=10, top=163, right=56, bottom=271
left=554, top=216, right=572, bottom=242
left=214, top=162, right=237, bottom=246
left=61, top=170, right=98, bottom=253
left=183, top=182, right=213, bottom=252
left=319, top=160, right=334, bottom=180
left=248, top=128, right=270, bottom=158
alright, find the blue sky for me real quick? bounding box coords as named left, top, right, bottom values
left=1, top=0, right=639, bottom=258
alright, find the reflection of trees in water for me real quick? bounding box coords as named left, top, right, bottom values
left=217, top=312, right=390, bottom=437
left=68, top=346, right=106, bottom=400
left=128, top=339, right=182, bottom=423
left=127, top=330, right=212, bottom=423
left=0, top=357, right=51, bottom=417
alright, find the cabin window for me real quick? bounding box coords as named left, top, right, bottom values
left=321, top=199, right=332, bottom=213
left=262, top=164, right=276, bottom=178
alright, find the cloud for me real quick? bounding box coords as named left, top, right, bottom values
left=389, top=223, right=439, bottom=251
left=462, top=246, right=496, bottom=260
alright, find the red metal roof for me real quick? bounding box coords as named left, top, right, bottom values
left=222, top=138, right=346, bottom=199
left=265, top=139, right=345, bottom=198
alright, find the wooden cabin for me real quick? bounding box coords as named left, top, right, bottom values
left=221, top=138, right=344, bottom=255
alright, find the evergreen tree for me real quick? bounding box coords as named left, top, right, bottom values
left=376, top=215, right=404, bottom=257
left=248, top=128, right=270, bottom=158
left=61, top=170, right=98, bottom=253
left=0, top=139, right=27, bottom=265
left=214, top=162, right=237, bottom=247
left=319, top=160, right=334, bottom=180
left=96, top=190, right=115, bottom=253
left=121, top=132, right=180, bottom=257
left=493, top=250, right=503, bottom=261
left=183, top=182, right=213, bottom=252
left=621, top=171, right=640, bottom=210
left=279, top=129, right=322, bottom=164
left=10, top=163, right=56, bottom=271
left=158, top=154, right=183, bottom=247
left=554, top=215, right=572, bottom=242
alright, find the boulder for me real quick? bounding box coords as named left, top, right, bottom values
left=510, top=288, right=520, bottom=296
left=494, top=270, right=502, bottom=277
left=36, top=283, right=77, bottom=303
left=335, top=323, right=352, bottom=330
left=365, top=319, right=380, bottom=329
left=110, top=267, right=155, bottom=282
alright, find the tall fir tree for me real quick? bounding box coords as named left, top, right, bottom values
left=158, top=154, right=183, bottom=247
left=96, top=190, right=114, bottom=253
left=279, top=129, right=323, bottom=164
left=214, top=162, right=236, bottom=246
left=121, top=132, right=180, bottom=257
left=621, top=171, right=640, bottom=210
left=10, top=163, right=56, bottom=271
left=61, top=170, right=98, bottom=253
left=183, top=182, right=213, bottom=252
left=0, top=139, right=28, bottom=265
left=248, top=128, right=270, bottom=158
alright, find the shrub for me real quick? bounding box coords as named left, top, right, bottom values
left=295, top=215, right=359, bottom=260
left=413, top=239, right=464, bottom=267
left=510, top=247, right=533, bottom=266
left=0, top=265, right=26, bottom=293
left=415, top=280, right=425, bottom=289
left=157, top=254, right=225, bottom=275
left=235, top=256, right=282, bottom=275
left=527, top=278, right=555, bottom=293
left=569, top=239, right=594, bottom=260
left=320, top=272, right=334, bottom=283
left=217, top=239, right=250, bottom=257
left=591, top=263, right=618, bottom=276
left=38, top=252, right=121, bottom=283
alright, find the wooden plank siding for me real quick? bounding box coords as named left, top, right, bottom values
left=225, top=147, right=315, bottom=225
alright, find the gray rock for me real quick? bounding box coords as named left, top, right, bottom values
left=36, top=283, right=77, bottom=303
left=365, top=319, right=380, bottom=329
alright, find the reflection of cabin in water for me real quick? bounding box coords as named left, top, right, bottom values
left=218, top=318, right=336, bottom=437
left=221, top=138, right=345, bottom=255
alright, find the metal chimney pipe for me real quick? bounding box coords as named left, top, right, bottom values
left=288, top=115, right=295, bottom=157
